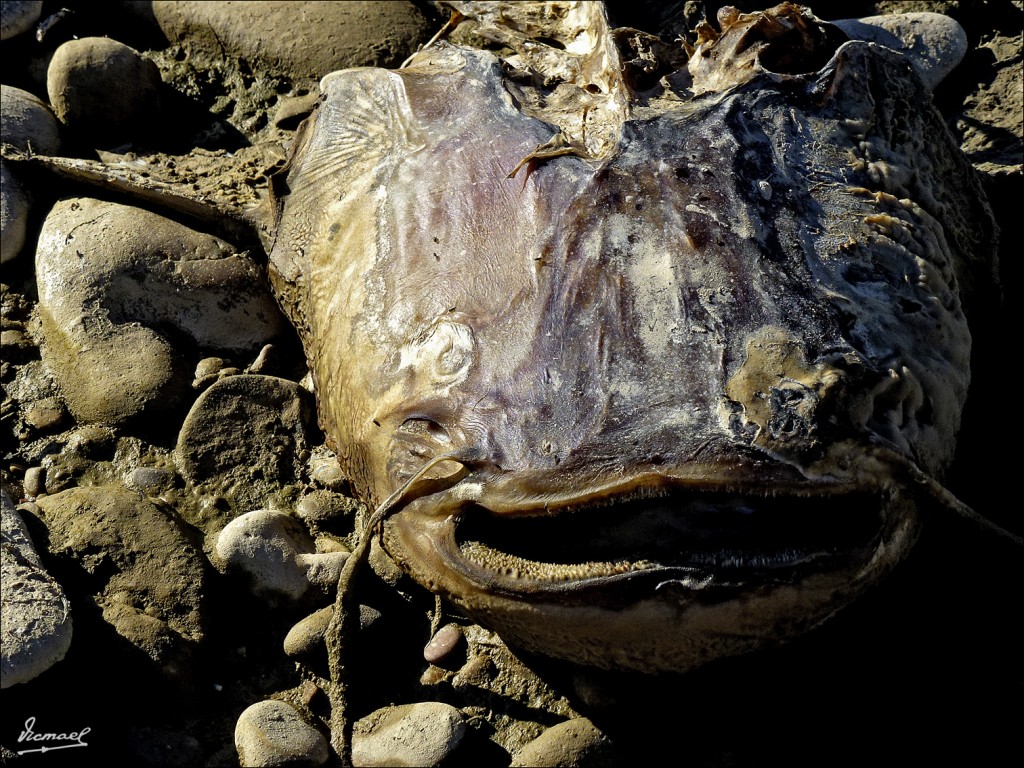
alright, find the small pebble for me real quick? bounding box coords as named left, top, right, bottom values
left=193, top=356, right=226, bottom=387
left=283, top=606, right=333, bottom=659
left=23, top=466, right=46, bottom=497
left=25, top=397, right=67, bottom=431
left=234, top=700, right=328, bottom=767
left=424, top=623, right=465, bottom=665
left=246, top=343, right=277, bottom=375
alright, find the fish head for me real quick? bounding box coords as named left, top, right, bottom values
left=268, top=3, right=993, bottom=671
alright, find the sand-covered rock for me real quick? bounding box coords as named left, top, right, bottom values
left=0, top=492, right=72, bottom=688
left=175, top=374, right=316, bottom=526
left=34, top=485, right=208, bottom=682
left=352, top=702, right=467, bottom=768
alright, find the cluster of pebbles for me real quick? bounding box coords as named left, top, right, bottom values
left=1, top=1, right=1021, bottom=767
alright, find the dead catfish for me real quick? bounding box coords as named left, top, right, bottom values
left=264, top=2, right=1005, bottom=673
left=6, top=2, right=1003, bottom=675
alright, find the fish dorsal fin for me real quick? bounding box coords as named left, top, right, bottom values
left=268, top=67, right=422, bottom=332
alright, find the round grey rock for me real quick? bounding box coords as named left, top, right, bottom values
left=46, top=37, right=163, bottom=145
left=0, top=0, right=42, bottom=40
left=216, top=510, right=317, bottom=600
left=235, top=700, right=329, bottom=767
left=35, top=198, right=284, bottom=425
left=0, top=162, right=30, bottom=264
left=1, top=491, right=73, bottom=688
left=834, top=12, right=968, bottom=91
left=510, top=717, right=615, bottom=768
left=352, top=702, right=466, bottom=768
left=0, top=85, right=62, bottom=155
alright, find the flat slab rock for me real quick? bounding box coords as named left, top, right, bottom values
left=33, top=485, right=207, bottom=679
left=175, top=374, right=317, bottom=528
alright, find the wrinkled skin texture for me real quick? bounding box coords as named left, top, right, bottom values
left=269, top=3, right=996, bottom=672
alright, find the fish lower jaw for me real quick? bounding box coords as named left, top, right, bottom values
left=456, top=541, right=661, bottom=583
left=430, top=486, right=896, bottom=598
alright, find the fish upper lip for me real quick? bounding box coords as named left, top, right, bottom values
left=389, top=476, right=901, bottom=605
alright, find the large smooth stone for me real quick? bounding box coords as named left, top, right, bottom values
left=152, top=1, right=433, bottom=80
left=35, top=198, right=284, bottom=425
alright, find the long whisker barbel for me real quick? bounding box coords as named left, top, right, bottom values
left=323, top=448, right=486, bottom=766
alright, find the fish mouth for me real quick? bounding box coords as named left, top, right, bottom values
left=446, top=488, right=886, bottom=601
left=382, top=474, right=919, bottom=671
